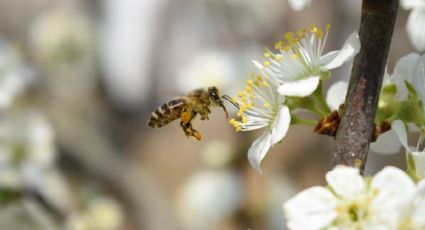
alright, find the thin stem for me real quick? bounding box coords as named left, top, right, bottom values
left=332, top=0, right=399, bottom=173
left=291, top=115, right=318, bottom=126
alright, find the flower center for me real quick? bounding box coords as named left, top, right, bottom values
left=263, top=24, right=331, bottom=81
left=229, top=74, right=278, bottom=131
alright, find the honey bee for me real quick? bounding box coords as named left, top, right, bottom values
left=148, top=86, right=233, bottom=140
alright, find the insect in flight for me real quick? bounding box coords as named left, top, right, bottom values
left=147, top=86, right=236, bottom=140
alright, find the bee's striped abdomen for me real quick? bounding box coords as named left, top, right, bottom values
left=148, top=98, right=186, bottom=128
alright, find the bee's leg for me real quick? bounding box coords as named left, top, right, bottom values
left=199, top=107, right=211, bottom=120
left=180, top=109, right=202, bottom=140
left=179, top=121, right=202, bottom=141
left=181, top=106, right=193, bottom=124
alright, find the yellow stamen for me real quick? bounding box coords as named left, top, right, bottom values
left=263, top=61, right=270, bottom=67
left=263, top=102, right=270, bottom=108
left=274, top=54, right=283, bottom=61
left=264, top=52, right=271, bottom=58
left=274, top=41, right=283, bottom=50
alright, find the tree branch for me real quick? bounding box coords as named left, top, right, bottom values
left=332, top=0, right=398, bottom=173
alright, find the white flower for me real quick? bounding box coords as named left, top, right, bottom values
left=65, top=197, right=123, bottom=230
left=176, top=170, right=242, bottom=229
left=372, top=53, right=425, bottom=154
left=393, top=120, right=425, bottom=179
left=401, top=0, right=425, bottom=51
left=288, top=0, right=312, bottom=11
left=283, top=166, right=416, bottom=230
left=254, top=25, right=360, bottom=97
left=229, top=75, right=290, bottom=172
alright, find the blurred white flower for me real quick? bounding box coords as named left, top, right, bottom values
left=30, top=6, right=94, bottom=72
left=176, top=170, right=242, bottom=230
left=284, top=166, right=415, bottom=230
left=393, top=120, right=425, bottom=179
left=401, top=0, right=425, bottom=51
left=100, top=0, right=167, bottom=109
left=229, top=75, right=290, bottom=172
left=201, top=140, right=234, bottom=167
left=177, top=51, right=236, bottom=94
left=0, top=112, right=74, bottom=213
left=65, top=198, right=123, bottom=230
left=288, top=0, right=312, bottom=11
left=0, top=41, right=34, bottom=110
left=255, top=26, right=359, bottom=97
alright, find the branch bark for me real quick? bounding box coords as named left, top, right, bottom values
left=332, top=0, right=398, bottom=173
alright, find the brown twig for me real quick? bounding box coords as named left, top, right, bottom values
left=332, top=0, right=398, bottom=173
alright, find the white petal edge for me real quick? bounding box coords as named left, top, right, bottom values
left=278, top=76, right=320, bottom=97
left=288, top=0, right=312, bottom=11
left=247, top=131, right=271, bottom=173
left=284, top=186, right=338, bottom=230
left=326, top=81, right=348, bottom=111
left=407, top=9, right=425, bottom=52
left=325, top=166, right=365, bottom=199
left=371, top=166, right=416, bottom=211
left=320, top=32, right=360, bottom=70
left=411, top=151, right=425, bottom=178
left=270, top=106, right=291, bottom=145
left=392, top=120, right=410, bottom=151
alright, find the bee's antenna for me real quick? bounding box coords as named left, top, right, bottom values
left=222, top=95, right=240, bottom=109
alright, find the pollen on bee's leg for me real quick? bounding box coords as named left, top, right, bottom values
left=192, top=130, right=202, bottom=141
left=181, top=110, right=192, bottom=124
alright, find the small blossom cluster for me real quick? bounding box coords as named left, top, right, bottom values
left=284, top=166, right=425, bottom=230
left=228, top=25, right=360, bottom=172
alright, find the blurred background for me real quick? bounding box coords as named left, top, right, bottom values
left=0, top=0, right=416, bottom=229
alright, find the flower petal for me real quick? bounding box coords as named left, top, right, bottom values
left=247, top=131, right=271, bottom=173
left=288, top=0, right=312, bottom=11
left=392, top=120, right=410, bottom=151
left=401, top=0, right=425, bottom=9
left=411, top=151, right=425, bottom=178
left=270, top=106, right=291, bottom=145
left=278, top=76, right=320, bottom=97
left=407, top=8, right=425, bottom=52
left=326, top=81, right=348, bottom=111
left=370, top=129, right=402, bottom=154
left=325, top=166, right=365, bottom=199
left=392, top=53, right=420, bottom=100
left=320, top=32, right=360, bottom=70
left=284, top=186, right=337, bottom=230
left=412, top=54, right=425, bottom=101
left=371, top=166, right=415, bottom=211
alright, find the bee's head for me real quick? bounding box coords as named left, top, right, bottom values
left=208, top=86, right=228, bottom=118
